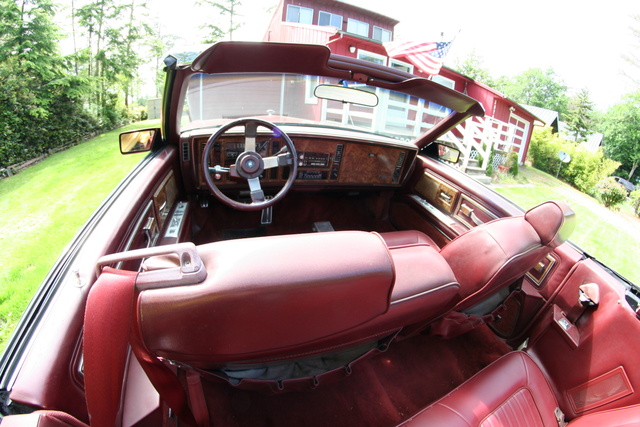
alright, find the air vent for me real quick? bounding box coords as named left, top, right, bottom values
left=182, top=141, right=190, bottom=162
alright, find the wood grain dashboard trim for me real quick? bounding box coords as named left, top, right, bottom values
left=193, top=135, right=416, bottom=189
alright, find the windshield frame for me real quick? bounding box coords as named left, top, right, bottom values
left=161, top=42, right=485, bottom=148
left=179, top=72, right=460, bottom=143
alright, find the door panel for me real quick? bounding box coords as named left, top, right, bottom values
left=490, top=243, right=585, bottom=343
left=527, top=259, right=640, bottom=418
left=395, top=157, right=517, bottom=247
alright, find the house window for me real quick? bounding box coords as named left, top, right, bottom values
left=431, top=75, right=455, bottom=89
left=304, top=75, right=320, bottom=104
left=389, top=59, right=413, bottom=74
left=372, top=26, right=392, bottom=43
left=286, top=5, right=313, bottom=24
left=427, top=76, right=454, bottom=117
left=318, top=11, right=342, bottom=29
left=347, top=18, right=369, bottom=37
left=357, top=50, right=385, bottom=65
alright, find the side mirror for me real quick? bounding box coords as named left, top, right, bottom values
left=120, top=128, right=160, bottom=154
left=437, top=143, right=461, bottom=164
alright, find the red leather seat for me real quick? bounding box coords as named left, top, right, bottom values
left=400, top=351, right=560, bottom=426
left=0, top=411, right=87, bottom=427
left=135, top=231, right=460, bottom=372
left=400, top=351, right=640, bottom=427
left=442, top=201, right=575, bottom=313
left=80, top=231, right=462, bottom=425
left=384, top=201, right=575, bottom=316
left=381, top=229, right=440, bottom=249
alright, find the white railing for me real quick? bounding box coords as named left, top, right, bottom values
left=441, top=116, right=516, bottom=171
left=320, top=90, right=446, bottom=139
left=320, top=92, right=516, bottom=174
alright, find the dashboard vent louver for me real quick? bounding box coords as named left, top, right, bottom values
left=182, top=141, right=190, bottom=162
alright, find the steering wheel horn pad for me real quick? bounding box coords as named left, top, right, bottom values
left=235, top=151, right=265, bottom=179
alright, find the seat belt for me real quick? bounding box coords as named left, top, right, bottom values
left=83, top=267, right=198, bottom=426
left=84, top=268, right=138, bottom=427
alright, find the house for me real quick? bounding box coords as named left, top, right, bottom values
left=435, top=69, right=541, bottom=168
left=522, top=104, right=603, bottom=152
left=264, top=0, right=539, bottom=170
left=264, top=0, right=404, bottom=71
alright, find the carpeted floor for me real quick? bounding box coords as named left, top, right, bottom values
left=191, top=191, right=396, bottom=244
left=203, top=326, right=511, bottom=426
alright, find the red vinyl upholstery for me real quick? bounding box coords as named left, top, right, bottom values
left=385, top=201, right=575, bottom=315
left=136, top=231, right=459, bottom=367
left=400, top=350, right=640, bottom=427
left=381, top=229, right=440, bottom=249
left=401, top=351, right=561, bottom=426
left=441, top=201, right=575, bottom=312
left=0, top=411, right=87, bottom=427
left=567, top=404, right=640, bottom=426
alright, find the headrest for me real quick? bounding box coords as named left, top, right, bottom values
left=524, top=201, right=575, bottom=247
left=136, top=231, right=395, bottom=366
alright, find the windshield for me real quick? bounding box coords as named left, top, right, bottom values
left=181, top=73, right=451, bottom=141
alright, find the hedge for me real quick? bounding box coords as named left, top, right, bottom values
left=528, top=127, right=620, bottom=195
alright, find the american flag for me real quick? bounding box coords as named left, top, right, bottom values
left=384, top=40, right=452, bottom=75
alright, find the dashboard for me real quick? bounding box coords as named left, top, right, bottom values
left=185, top=133, right=417, bottom=191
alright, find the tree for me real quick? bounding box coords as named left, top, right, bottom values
left=622, top=14, right=640, bottom=87
left=564, top=88, right=595, bottom=142
left=74, top=0, right=151, bottom=127
left=601, top=92, right=640, bottom=181
left=198, top=0, right=242, bottom=43
left=501, top=68, right=569, bottom=115
left=453, top=51, right=494, bottom=85
left=0, top=0, right=96, bottom=167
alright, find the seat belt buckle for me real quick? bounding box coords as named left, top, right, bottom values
left=555, top=407, right=567, bottom=427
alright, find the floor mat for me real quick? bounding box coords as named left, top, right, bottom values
left=203, top=326, right=510, bottom=426
left=222, top=227, right=268, bottom=240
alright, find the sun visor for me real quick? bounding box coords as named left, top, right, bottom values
left=191, top=41, right=351, bottom=80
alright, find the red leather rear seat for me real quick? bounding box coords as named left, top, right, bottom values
left=400, top=351, right=640, bottom=426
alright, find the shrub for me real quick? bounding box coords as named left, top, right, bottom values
left=631, top=190, right=640, bottom=217
left=507, top=151, right=519, bottom=177
left=528, top=128, right=620, bottom=194
left=485, top=147, right=495, bottom=176
left=595, top=177, right=628, bottom=209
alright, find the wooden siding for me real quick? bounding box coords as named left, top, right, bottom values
left=281, top=0, right=396, bottom=37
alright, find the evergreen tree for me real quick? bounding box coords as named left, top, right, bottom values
left=198, top=0, right=242, bottom=43
left=74, top=0, right=151, bottom=126
left=564, top=88, right=595, bottom=142
left=0, top=0, right=96, bottom=166
left=602, top=92, right=640, bottom=181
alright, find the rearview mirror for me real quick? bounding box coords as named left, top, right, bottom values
left=119, top=128, right=159, bottom=154
left=314, top=84, right=378, bottom=107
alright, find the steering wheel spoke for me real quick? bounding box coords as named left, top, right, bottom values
left=247, top=178, right=265, bottom=203
left=244, top=121, right=257, bottom=152
left=209, top=165, right=230, bottom=173
left=263, top=152, right=292, bottom=169
left=201, top=118, right=297, bottom=211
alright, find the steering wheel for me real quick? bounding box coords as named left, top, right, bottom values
left=202, top=118, right=298, bottom=211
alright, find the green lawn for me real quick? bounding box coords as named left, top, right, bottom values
left=0, top=121, right=157, bottom=351
left=492, top=167, right=640, bottom=286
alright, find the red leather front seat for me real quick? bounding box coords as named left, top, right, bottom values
left=384, top=201, right=575, bottom=315
left=441, top=200, right=575, bottom=313
left=400, top=351, right=640, bottom=427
